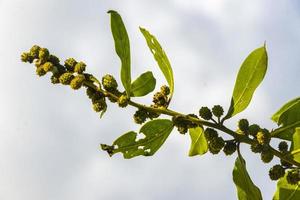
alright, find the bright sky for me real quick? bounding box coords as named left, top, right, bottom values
left=0, top=0, right=299, bottom=199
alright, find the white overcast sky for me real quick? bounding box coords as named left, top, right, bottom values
left=0, top=0, right=299, bottom=199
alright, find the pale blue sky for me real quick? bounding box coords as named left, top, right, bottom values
left=0, top=0, right=299, bottom=199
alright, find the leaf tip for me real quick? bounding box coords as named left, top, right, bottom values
left=107, top=10, right=116, bottom=14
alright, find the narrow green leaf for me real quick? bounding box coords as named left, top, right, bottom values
left=273, top=172, right=300, bottom=200
left=139, top=27, right=174, bottom=98
left=108, top=10, right=131, bottom=95
left=225, top=46, right=268, bottom=119
left=188, top=127, right=208, bottom=156
left=131, top=71, right=156, bottom=97
left=102, top=119, right=174, bottom=159
left=233, top=151, right=263, bottom=200
left=292, top=128, right=300, bottom=163
left=271, top=97, right=300, bottom=140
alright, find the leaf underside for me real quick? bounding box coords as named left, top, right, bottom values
left=233, top=152, right=263, bottom=200
left=102, top=119, right=174, bottom=159
left=108, top=10, right=131, bottom=95
left=131, top=71, right=156, bottom=97
left=188, top=127, right=208, bottom=156
left=225, top=46, right=268, bottom=120
left=140, top=27, right=174, bottom=98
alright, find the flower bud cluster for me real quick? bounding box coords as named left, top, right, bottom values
left=21, top=45, right=109, bottom=115
left=172, top=114, right=198, bottom=134
left=152, top=85, right=170, bottom=108
left=286, top=169, right=300, bottom=185
left=199, top=105, right=224, bottom=121
left=204, top=128, right=225, bottom=154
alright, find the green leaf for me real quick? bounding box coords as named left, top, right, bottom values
left=102, top=119, right=174, bottom=159
left=188, top=127, right=208, bottom=156
left=130, top=71, right=156, bottom=97
left=273, top=172, right=300, bottom=200
left=108, top=10, right=131, bottom=95
left=233, top=151, right=263, bottom=200
left=271, top=97, right=300, bottom=140
left=225, top=46, right=268, bottom=119
left=140, top=27, right=174, bottom=98
left=292, top=128, right=300, bottom=163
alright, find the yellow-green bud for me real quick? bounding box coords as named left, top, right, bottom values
left=118, top=94, right=129, bottom=108
left=21, top=52, right=34, bottom=63
left=64, top=58, right=77, bottom=71
left=160, top=85, right=170, bottom=96
left=30, top=45, right=41, bottom=59
left=36, top=66, right=46, bottom=76
left=70, top=75, right=85, bottom=90
left=42, top=62, right=54, bottom=72
left=38, top=48, right=50, bottom=62
left=102, top=74, right=118, bottom=92
left=256, top=129, right=271, bottom=145
left=50, top=75, right=60, bottom=84
left=74, top=61, right=86, bottom=74
left=59, top=72, right=74, bottom=85
left=93, top=99, right=107, bottom=112
left=153, top=92, right=168, bottom=107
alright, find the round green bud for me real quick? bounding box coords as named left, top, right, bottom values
left=199, top=106, right=212, bottom=120
left=91, top=92, right=105, bottom=103
left=209, top=136, right=225, bottom=154
left=74, top=61, right=86, bottom=74
left=269, top=165, right=285, bottom=181
left=133, top=109, right=148, bottom=124
left=102, top=74, right=118, bottom=92
left=160, top=85, right=170, bottom=96
left=248, top=124, right=260, bottom=137
left=278, top=141, right=288, bottom=152
left=38, top=48, right=50, bottom=62
left=50, top=75, right=60, bottom=84
left=256, top=129, right=271, bottom=145
left=29, top=45, right=40, bottom=59
left=21, top=52, right=34, bottom=63
left=286, top=170, right=300, bottom=185
left=204, top=128, right=218, bottom=141
left=238, top=119, right=249, bottom=132
left=223, top=141, right=237, bottom=156
left=36, top=66, right=46, bottom=76
left=70, top=74, right=85, bottom=90
left=59, top=72, right=74, bottom=85
left=49, top=55, right=60, bottom=65
left=250, top=142, right=263, bottom=153
left=42, top=62, right=54, bottom=72
left=86, top=87, right=96, bottom=99
left=261, top=147, right=274, bottom=163
left=212, top=105, right=224, bottom=118
left=153, top=92, right=168, bottom=107
left=64, top=58, right=77, bottom=71
left=118, top=94, right=129, bottom=108
left=92, top=99, right=107, bottom=112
